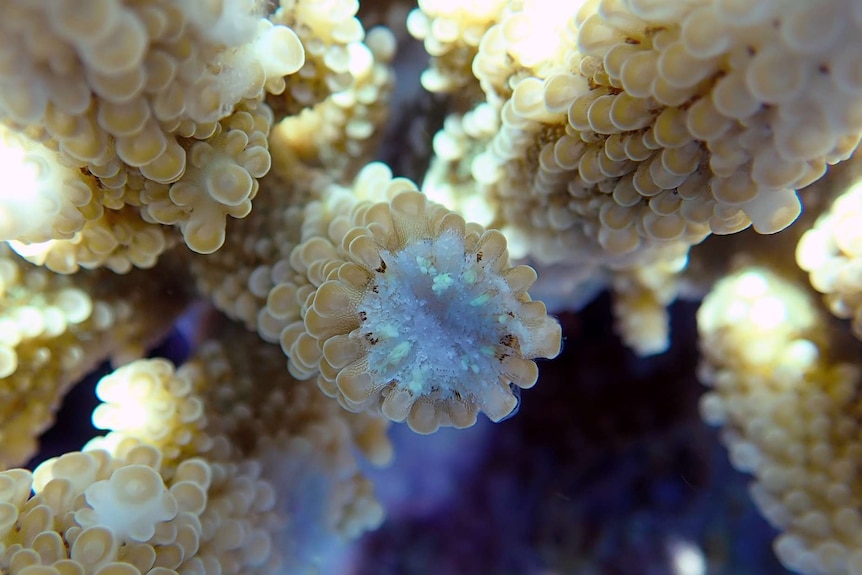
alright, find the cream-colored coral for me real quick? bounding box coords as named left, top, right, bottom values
left=0, top=0, right=305, bottom=263
left=193, top=327, right=391, bottom=543
left=253, top=161, right=412, bottom=350
left=1, top=443, right=279, bottom=575
left=407, top=0, right=508, bottom=95
left=610, top=247, right=688, bottom=355
left=423, top=104, right=500, bottom=227
left=0, top=125, right=179, bottom=275
left=0, top=125, right=104, bottom=244
left=465, top=0, right=862, bottom=267
left=413, top=0, right=862, bottom=356
left=189, top=147, right=325, bottom=337
left=698, top=264, right=862, bottom=575
left=277, top=188, right=562, bottom=433
left=189, top=157, right=404, bottom=345
left=137, top=100, right=276, bottom=255
left=89, top=358, right=210, bottom=468
left=10, top=204, right=179, bottom=275
left=85, top=318, right=390, bottom=567
left=797, top=176, right=862, bottom=341
left=274, top=25, right=397, bottom=181
left=0, top=245, right=192, bottom=468
left=77, top=464, right=179, bottom=543
left=270, top=0, right=366, bottom=116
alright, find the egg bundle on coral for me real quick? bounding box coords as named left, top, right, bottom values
left=4, top=0, right=862, bottom=573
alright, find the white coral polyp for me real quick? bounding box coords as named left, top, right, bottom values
left=78, top=464, right=178, bottom=543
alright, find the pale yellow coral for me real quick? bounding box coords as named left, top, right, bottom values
left=10, top=204, right=178, bottom=275
left=0, top=125, right=105, bottom=245
left=271, top=0, right=366, bottom=115
left=193, top=327, right=391, bottom=543
left=139, top=100, right=276, bottom=254
left=255, top=161, right=412, bottom=349
left=415, top=0, right=862, bottom=356
left=407, top=0, right=508, bottom=94
left=0, top=0, right=305, bottom=264
left=274, top=25, right=396, bottom=181
left=6, top=0, right=862, bottom=572
left=698, top=264, right=862, bottom=575
left=423, top=104, right=501, bottom=227
left=610, top=247, right=688, bottom=355
left=189, top=158, right=407, bottom=345
left=89, top=358, right=210, bottom=467
left=797, top=176, right=862, bottom=341
left=84, top=317, right=390, bottom=568
left=474, top=0, right=862, bottom=268
left=0, top=246, right=192, bottom=468
left=189, top=147, right=326, bottom=337
left=1, top=443, right=279, bottom=575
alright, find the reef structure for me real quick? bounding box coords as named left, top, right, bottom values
left=2, top=0, right=862, bottom=573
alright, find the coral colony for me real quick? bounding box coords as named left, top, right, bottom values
left=2, top=0, right=862, bottom=573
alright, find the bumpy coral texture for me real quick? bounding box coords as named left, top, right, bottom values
left=7, top=1, right=862, bottom=574
left=0, top=244, right=191, bottom=468
left=84, top=321, right=390, bottom=573
left=797, top=178, right=862, bottom=342
left=0, top=0, right=306, bottom=270
left=2, top=443, right=280, bottom=575
left=467, top=0, right=862, bottom=267
left=417, top=0, right=862, bottom=358
left=698, top=264, right=862, bottom=575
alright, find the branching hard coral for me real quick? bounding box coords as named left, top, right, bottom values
left=0, top=125, right=180, bottom=275
left=2, top=443, right=280, bottom=575
left=89, top=358, right=211, bottom=468
left=609, top=248, right=688, bottom=356
left=8, top=0, right=862, bottom=571
left=273, top=24, right=397, bottom=182
left=189, top=175, right=308, bottom=334
left=466, top=0, right=862, bottom=269
left=0, top=245, right=192, bottom=468
left=10, top=204, right=180, bottom=275
left=277, top=186, right=562, bottom=433
left=698, top=264, right=862, bottom=575
left=0, top=0, right=305, bottom=265
left=138, top=100, right=276, bottom=255
left=270, top=0, right=366, bottom=116
left=248, top=161, right=417, bottom=351
left=415, top=0, right=862, bottom=355
left=406, top=0, right=508, bottom=95
left=190, top=157, right=399, bottom=345
left=797, top=176, right=862, bottom=342
left=0, top=124, right=105, bottom=244
left=85, top=319, right=389, bottom=573
left=423, top=104, right=500, bottom=226
left=192, top=325, right=390, bottom=547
